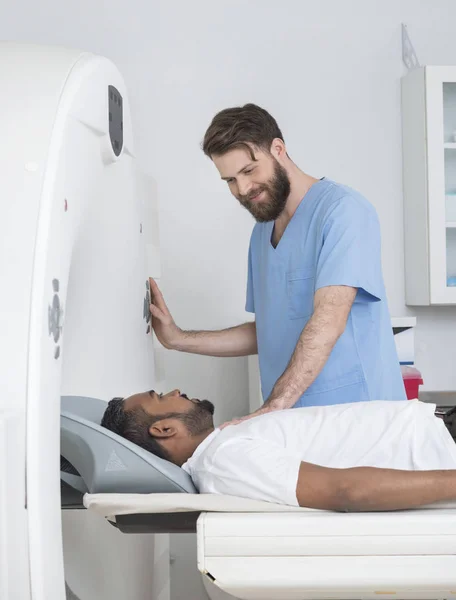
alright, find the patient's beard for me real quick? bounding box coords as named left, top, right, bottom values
left=178, top=400, right=215, bottom=436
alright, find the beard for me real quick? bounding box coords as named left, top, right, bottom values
left=178, top=399, right=215, bottom=436
left=238, top=159, right=291, bottom=222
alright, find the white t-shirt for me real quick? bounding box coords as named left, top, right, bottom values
left=181, top=400, right=456, bottom=506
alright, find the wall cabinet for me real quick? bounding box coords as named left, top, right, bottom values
left=402, top=66, right=456, bottom=305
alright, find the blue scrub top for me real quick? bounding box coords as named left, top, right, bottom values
left=246, top=178, right=406, bottom=407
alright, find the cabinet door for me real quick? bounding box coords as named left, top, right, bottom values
left=426, top=66, right=456, bottom=304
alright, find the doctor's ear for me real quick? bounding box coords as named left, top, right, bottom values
left=148, top=419, right=179, bottom=439
left=270, top=138, right=286, bottom=159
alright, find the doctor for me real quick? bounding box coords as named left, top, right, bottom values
left=150, top=103, right=406, bottom=424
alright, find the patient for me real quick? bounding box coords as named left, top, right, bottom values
left=101, top=389, right=456, bottom=512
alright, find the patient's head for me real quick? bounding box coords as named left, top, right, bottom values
left=101, top=389, right=215, bottom=466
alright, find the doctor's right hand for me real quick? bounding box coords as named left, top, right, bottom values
left=149, top=277, right=183, bottom=350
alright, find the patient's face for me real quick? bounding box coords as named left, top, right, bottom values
left=121, top=389, right=215, bottom=465
left=124, top=389, right=215, bottom=421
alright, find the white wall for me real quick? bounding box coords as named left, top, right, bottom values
left=2, top=1, right=456, bottom=599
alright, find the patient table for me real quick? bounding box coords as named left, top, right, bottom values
left=63, top=395, right=456, bottom=600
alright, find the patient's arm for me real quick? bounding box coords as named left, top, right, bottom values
left=296, top=462, right=456, bottom=511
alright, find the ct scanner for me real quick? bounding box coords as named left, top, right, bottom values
left=1, top=41, right=456, bottom=600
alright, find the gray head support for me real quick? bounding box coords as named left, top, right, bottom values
left=60, top=396, right=197, bottom=495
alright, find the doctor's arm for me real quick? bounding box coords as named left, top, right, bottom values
left=262, top=284, right=357, bottom=412
left=297, top=462, right=456, bottom=512
left=149, top=278, right=257, bottom=357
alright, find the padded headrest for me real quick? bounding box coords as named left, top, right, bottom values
left=60, top=395, right=197, bottom=495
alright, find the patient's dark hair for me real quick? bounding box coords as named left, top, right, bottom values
left=100, top=397, right=171, bottom=461
left=100, top=397, right=214, bottom=462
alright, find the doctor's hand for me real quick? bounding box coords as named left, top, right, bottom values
left=219, top=399, right=288, bottom=429
left=148, top=278, right=183, bottom=350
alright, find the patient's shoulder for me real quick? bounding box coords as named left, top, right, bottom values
left=195, top=429, right=254, bottom=466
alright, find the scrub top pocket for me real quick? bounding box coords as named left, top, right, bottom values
left=286, top=268, right=315, bottom=320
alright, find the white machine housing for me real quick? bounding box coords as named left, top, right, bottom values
left=0, top=42, right=166, bottom=600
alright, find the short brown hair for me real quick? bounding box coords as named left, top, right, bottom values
left=202, top=103, right=284, bottom=160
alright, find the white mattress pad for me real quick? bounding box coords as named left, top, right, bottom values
left=83, top=492, right=456, bottom=519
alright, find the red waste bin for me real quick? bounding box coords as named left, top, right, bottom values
left=401, top=365, right=424, bottom=400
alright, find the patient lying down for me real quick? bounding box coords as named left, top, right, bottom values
left=101, top=389, right=456, bottom=512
